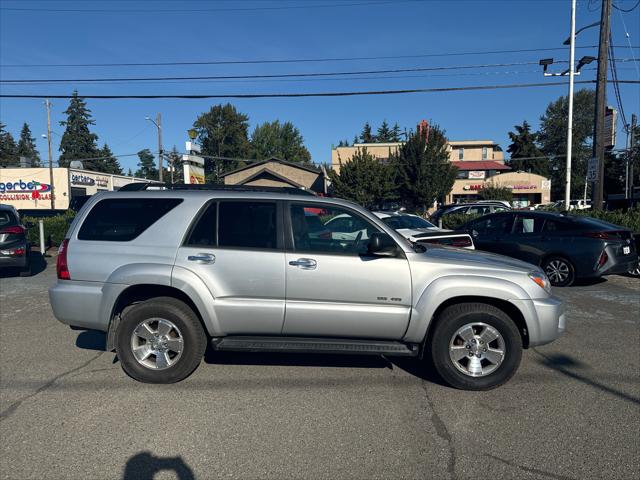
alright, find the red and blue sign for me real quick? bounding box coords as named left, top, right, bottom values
left=0, top=180, right=52, bottom=194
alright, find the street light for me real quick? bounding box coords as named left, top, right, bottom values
left=145, top=114, right=163, bottom=183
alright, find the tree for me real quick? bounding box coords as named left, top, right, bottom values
left=0, top=122, right=18, bottom=167
left=393, top=125, right=458, bottom=214
left=193, top=103, right=251, bottom=182
left=359, top=122, right=375, bottom=143
left=16, top=123, right=40, bottom=167
left=99, top=144, right=122, bottom=175
left=166, top=145, right=183, bottom=183
left=390, top=123, right=402, bottom=142
left=506, top=121, right=546, bottom=176
left=477, top=182, right=513, bottom=202
left=537, top=89, right=595, bottom=199
left=328, top=148, right=396, bottom=207
left=377, top=120, right=392, bottom=142
left=59, top=90, right=99, bottom=167
left=250, top=120, right=311, bottom=163
left=135, top=149, right=158, bottom=179
left=127, top=168, right=133, bottom=177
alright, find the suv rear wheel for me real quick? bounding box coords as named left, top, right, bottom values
left=116, top=297, right=207, bottom=383
left=430, top=303, right=522, bottom=391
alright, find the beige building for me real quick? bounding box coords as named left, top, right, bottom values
left=222, top=158, right=326, bottom=193
left=330, top=140, right=549, bottom=207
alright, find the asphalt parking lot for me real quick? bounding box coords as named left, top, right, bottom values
left=1, top=256, right=638, bottom=480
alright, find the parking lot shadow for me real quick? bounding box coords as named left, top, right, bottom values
left=0, top=251, right=47, bottom=278
left=76, top=330, right=107, bottom=351
left=123, top=452, right=195, bottom=480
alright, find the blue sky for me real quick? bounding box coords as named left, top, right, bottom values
left=1, top=0, right=638, bottom=174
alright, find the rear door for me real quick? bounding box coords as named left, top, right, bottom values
left=174, top=199, right=286, bottom=335
left=467, top=213, right=515, bottom=253
left=505, top=213, right=547, bottom=263
left=282, top=202, right=412, bottom=340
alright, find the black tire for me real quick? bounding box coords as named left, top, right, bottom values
left=116, top=297, right=207, bottom=384
left=542, top=256, right=575, bottom=287
left=19, top=252, right=31, bottom=277
left=430, top=303, right=523, bottom=391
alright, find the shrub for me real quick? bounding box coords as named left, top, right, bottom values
left=24, top=212, right=76, bottom=247
left=569, top=207, right=640, bottom=232
left=441, top=213, right=481, bottom=230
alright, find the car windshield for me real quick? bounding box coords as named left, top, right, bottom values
left=382, top=215, right=435, bottom=229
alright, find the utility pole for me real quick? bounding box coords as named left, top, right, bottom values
left=156, top=113, right=163, bottom=183
left=565, top=0, right=577, bottom=208
left=628, top=113, right=637, bottom=198
left=45, top=99, right=55, bottom=210
left=592, top=0, right=612, bottom=209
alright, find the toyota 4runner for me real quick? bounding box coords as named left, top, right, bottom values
left=49, top=185, right=565, bottom=390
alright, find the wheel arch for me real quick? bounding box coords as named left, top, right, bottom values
left=106, top=284, right=207, bottom=352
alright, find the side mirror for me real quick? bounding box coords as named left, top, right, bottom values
left=367, top=232, right=398, bottom=256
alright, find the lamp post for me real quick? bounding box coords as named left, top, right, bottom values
left=145, top=114, right=163, bottom=183
left=539, top=0, right=596, bottom=210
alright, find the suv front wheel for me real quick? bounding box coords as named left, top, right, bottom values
left=116, top=297, right=207, bottom=383
left=430, top=303, right=522, bottom=391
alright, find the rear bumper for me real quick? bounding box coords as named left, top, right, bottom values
left=0, top=250, right=28, bottom=269
left=600, top=255, right=638, bottom=276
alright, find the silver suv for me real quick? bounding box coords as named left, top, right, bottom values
left=49, top=186, right=565, bottom=390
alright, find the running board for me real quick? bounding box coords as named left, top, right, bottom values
left=211, top=336, right=418, bottom=357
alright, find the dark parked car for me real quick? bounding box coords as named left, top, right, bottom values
left=0, top=204, right=31, bottom=276
left=460, top=211, right=638, bottom=286
left=430, top=202, right=511, bottom=225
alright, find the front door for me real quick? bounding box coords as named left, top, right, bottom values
left=468, top=213, right=515, bottom=254
left=282, top=202, right=412, bottom=340
left=174, top=200, right=286, bottom=335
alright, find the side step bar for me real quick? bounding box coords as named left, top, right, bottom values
left=211, top=336, right=419, bottom=357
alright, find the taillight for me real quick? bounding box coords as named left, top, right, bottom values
left=0, top=226, right=25, bottom=235
left=57, top=239, right=70, bottom=280
left=597, top=250, right=608, bottom=269
left=583, top=231, right=625, bottom=240
left=451, top=237, right=473, bottom=248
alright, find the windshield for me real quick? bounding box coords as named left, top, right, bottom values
left=382, top=215, right=436, bottom=230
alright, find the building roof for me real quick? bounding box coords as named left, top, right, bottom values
left=448, top=140, right=499, bottom=147
left=453, top=161, right=511, bottom=171
left=220, top=157, right=321, bottom=177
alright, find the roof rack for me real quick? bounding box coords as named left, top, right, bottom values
left=118, top=182, right=316, bottom=196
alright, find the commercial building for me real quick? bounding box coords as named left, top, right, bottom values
left=330, top=140, right=550, bottom=207
left=0, top=167, right=154, bottom=211
left=222, top=158, right=327, bottom=194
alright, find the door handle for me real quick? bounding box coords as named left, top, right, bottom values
left=289, top=258, right=317, bottom=270
left=188, top=253, right=216, bottom=264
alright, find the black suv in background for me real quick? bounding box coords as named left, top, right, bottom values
left=460, top=211, right=637, bottom=286
left=0, top=204, right=31, bottom=276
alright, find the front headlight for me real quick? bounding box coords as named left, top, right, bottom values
left=529, top=271, right=552, bottom=293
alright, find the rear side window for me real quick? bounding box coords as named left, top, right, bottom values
left=78, top=198, right=183, bottom=241
left=218, top=201, right=277, bottom=250
left=543, top=219, right=574, bottom=232
left=186, top=202, right=217, bottom=246
left=513, top=215, right=544, bottom=234
left=0, top=211, right=18, bottom=227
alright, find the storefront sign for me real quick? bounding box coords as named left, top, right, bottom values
left=71, top=173, right=109, bottom=188
left=0, top=179, right=51, bottom=194
left=462, top=184, right=483, bottom=191
left=468, top=171, right=486, bottom=179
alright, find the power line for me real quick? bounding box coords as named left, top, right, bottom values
left=0, top=61, right=549, bottom=84
left=608, top=37, right=628, bottom=130
left=3, top=46, right=638, bottom=69
left=612, top=0, right=640, bottom=12
left=3, top=80, right=639, bottom=100
left=0, top=0, right=422, bottom=13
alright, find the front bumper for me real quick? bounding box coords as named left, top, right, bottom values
left=511, top=295, right=566, bottom=347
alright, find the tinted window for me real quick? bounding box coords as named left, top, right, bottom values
left=383, top=215, right=435, bottom=229
left=218, top=201, right=277, bottom=250
left=513, top=215, right=544, bottom=234
left=471, top=214, right=513, bottom=235
left=0, top=210, right=18, bottom=227
left=543, top=219, right=575, bottom=232
left=78, top=198, right=182, bottom=241
left=468, top=206, right=491, bottom=215
left=186, top=202, right=217, bottom=246
left=291, top=204, right=380, bottom=255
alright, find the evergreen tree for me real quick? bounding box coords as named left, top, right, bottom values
left=127, top=168, right=133, bottom=177
left=390, top=123, right=402, bottom=142
left=328, top=148, right=396, bottom=207
left=537, top=89, right=595, bottom=199
left=59, top=90, right=99, bottom=167
left=99, top=144, right=123, bottom=175
left=250, top=120, right=311, bottom=163
left=377, top=120, right=392, bottom=142
left=506, top=121, right=546, bottom=176
left=0, top=122, right=18, bottom=167
left=193, top=103, right=251, bottom=182
left=16, top=122, right=41, bottom=167
left=166, top=145, right=183, bottom=183
left=359, top=122, right=375, bottom=143
left=353, top=135, right=359, bottom=145
left=135, top=148, right=158, bottom=179
left=393, top=125, right=457, bottom=214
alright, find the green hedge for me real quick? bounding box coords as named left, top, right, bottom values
left=441, top=213, right=481, bottom=230
left=568, top=208, right=640, bottom=233
left=24, top=212, right=76, bottom=247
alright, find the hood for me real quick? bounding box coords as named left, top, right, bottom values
left=423, top=245, right=537, bottom=273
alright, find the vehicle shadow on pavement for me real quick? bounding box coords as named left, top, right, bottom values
left=75, top=330, right=107, bottom=351
left=122, top=452, right=195, bottom=480
left=533, top=350, right=640, bottom=405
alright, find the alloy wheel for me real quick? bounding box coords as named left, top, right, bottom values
left=449, top=322, right=506, bottom=377
left=545, top=259, right=570, bottom=285
left=130, top=318, right=184, bottom=370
